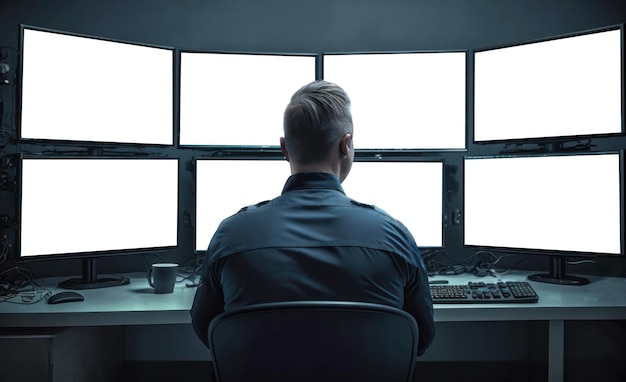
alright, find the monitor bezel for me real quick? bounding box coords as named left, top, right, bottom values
left=321, top=49, right=469, bottom=153
left=177, top=50, right=320, bottom=149
left=17, top=24, right=177, bottom=148
left=462, top=150, right=625, bottom=258
left=471, top=24, right=625, bottom=145
left=16, top=154, right=180, bottom=262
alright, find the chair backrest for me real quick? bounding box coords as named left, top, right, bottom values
left=208, top=301, right=419, bottom=382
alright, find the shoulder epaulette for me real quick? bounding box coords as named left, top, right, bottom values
left=350, top=199, right=376, bottom=209
left=237, top=200, right=271, bottom=214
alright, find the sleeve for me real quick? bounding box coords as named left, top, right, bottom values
left=190, top=256, right=226, bottom=348
left=402, top=243, right=436, bottom=356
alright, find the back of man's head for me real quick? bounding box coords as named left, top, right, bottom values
left=283, top=81, right=353, bottom=165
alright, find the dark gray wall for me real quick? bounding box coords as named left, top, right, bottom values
left=1, top=0, right=625, bottom=278
left=2, top=0, right=626, bottom=51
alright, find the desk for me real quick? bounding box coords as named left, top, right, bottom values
left=1, top=271, right=625, bottom=382
left=429, top=273, right=626, bottom=382
left=0, top=273, right=198, bottom=327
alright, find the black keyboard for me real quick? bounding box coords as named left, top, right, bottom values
left=430, top=281, right=539, bottom=304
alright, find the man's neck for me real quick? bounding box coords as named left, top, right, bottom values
left=290, top=163, right=340, bottom=179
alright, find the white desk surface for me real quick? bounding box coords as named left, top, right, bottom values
left=1, top=271, right=625, bottom=328
left=429, top=273, right=626, bottom=322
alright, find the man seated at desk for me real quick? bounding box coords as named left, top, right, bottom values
left=190, top=80, right=435, bottom=356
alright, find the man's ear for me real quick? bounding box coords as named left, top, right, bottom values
left=280, top=137, right=290, bottom=162
left=340, top=133, right=352, bottom=157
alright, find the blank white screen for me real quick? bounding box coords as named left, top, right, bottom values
left=474, top=29, right=621, bottom=142
left=20, top=28, right=174, bottom=145
left=180, top=53, right=316, bottom=146
left=464, top=154, right=621, bottom=254
left=323, top=52, right=466, bottom=149
left=342, top=162, right=443, bottom=247
left=195, top=160, right=289, bottom=251
left=20, top=158, right=179, bottom=257
left=196, top=160, right=443, bottom=251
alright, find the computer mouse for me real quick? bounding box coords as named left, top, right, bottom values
left=47, top=291, right=85, bottom=304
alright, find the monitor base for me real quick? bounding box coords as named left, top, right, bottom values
left=527, top=256, right=591, bottom=286
left=57, top=258, right=130, bottom=290
left=58, top=276, right=130, bottom=290
left=528, top=273, right=589, bottom=286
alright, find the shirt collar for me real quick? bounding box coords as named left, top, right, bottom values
left=282, top=172, right=346, bottom=195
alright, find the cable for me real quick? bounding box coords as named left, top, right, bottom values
left=0, top=238, right=8, bottom=265
left=426, top=249, right=531, bottom=278
left=566, top=258, right=597, bottom=266
left=422, top=248, right=467, bottom=276
left=185, top=253, right=203, bottom=287
left=0, top=266, right=52, bottom=304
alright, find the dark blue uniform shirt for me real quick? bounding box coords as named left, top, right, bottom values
left=191, top=172, right=435, bottom=355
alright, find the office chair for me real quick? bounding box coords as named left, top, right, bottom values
left=208, top=300, right=419, bottom=382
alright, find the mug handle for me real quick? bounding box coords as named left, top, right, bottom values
left=147, top=268, right=154, bottom=288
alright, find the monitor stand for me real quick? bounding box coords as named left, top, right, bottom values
left=58, top=258, right=130, bottom=290
left=528, top=256, right=590, bottom=286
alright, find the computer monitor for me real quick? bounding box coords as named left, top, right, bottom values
left=194, top=159, right=443, bottom=252
left=322, top=51, right=466, bottom=150
left=194, top=159, right=288, bottom=251
left=18, top=25, right=174, bottom=146
left=179, top=52, right=317, bottom=147
left=342, top=160, right=444, bottom=248
left=474, top=26, right=622, bottom=143
left=463, top=152, right=624, bottom=285
left=18, top=157, right=179, bottom=289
